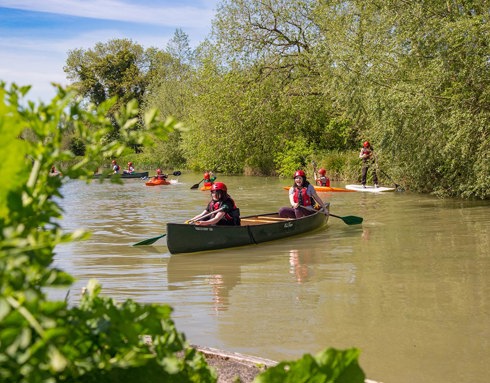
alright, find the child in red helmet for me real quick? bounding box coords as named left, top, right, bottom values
left=279, top=170, right=328, bottom=218
left=123, top=161, right=135, bottom=174
left=155, top=168, right=168, bottom=180
left=359, top=141, right=378, bottom=188
left=314, top=168, right=330, bottom=187
left=111, top=160, right=120, bottom=174
left=188, top=182, right=240, bottom=226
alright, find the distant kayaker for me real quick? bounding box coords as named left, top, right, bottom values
left=188, top=182, right=240, bottom=226
left=279, top=170, right=328, bottom=219
left=314, top=168, right=330, bottom=187
left=203, top=171, right=216, bottom=188
left=111, top=160, right=120, bottom=174
left=123, top=161, right=135, bottom=174
left=154, top=168, right=168, bottom=180
left=359, top=141, right=378, bottom=188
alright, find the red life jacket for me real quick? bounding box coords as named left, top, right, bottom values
left=207, top=197, right=240, bottom=224
left=361, top=148, right=373, bottom=163
left=293, top=187, right=313, bottom=206
left=316, top=176, right=330, bottom=187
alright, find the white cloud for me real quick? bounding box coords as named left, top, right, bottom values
left=0, top=0, right=217, bottom=28
left=0, top=1, right=218, bottom=102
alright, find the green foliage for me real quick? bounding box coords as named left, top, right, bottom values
left=68, top=136, right=86, bottom=156
left=0, top=83, right=215, bottom=383
left=312, top=151, right=360, bottom=181
left=274, top=138, right=312, bottom=178
left=254, top=347, right=365, bottom=383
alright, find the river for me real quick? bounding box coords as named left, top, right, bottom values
left=53, top=172, right=490, bottom=383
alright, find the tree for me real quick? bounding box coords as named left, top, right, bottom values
left=64, top=39, right=157, bottom=147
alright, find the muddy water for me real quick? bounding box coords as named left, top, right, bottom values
left=53, top=173, right=490, bottom=383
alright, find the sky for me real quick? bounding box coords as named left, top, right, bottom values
left=0, top=0, right=219, bottom=103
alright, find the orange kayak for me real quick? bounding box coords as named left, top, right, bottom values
left=146, top=178, right=171, bottom=186
left=283, top=186, right=355, bottom=192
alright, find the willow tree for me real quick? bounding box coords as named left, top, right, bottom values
left=313, top=0, right=490, bottom=198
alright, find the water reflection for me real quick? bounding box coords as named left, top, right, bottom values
left=167, top=252, right=272, bottom=313
left=54, top=176, right=490, bottom=383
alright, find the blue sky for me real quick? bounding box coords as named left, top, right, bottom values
left=0, top=0, right=219, bottom=103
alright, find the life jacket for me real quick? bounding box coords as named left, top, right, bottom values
left=361, top=147, right=374, bottom=163
left=113, top=164, right=120, bottom=172
left=316, top=176, right=330, bottom=187
left=207, top=197, right=241, bottom=225
left=293, top=187, right=313, bottom=207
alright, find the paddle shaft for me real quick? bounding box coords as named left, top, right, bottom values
left=187, top=206, right=226, bottom=223
left=133, top=207, right=227, bottom=246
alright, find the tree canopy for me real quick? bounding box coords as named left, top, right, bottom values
left=63, top=1, right=489, bottom=198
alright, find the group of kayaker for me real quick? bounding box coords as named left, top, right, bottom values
left=106, top=140, right=376, bottom=226
left=190, top=140, right=376, bottom=226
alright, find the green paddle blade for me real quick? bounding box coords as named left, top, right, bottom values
left=330, top=214, right=363, bottom=225
left=133, top=234, right=166, bottom=246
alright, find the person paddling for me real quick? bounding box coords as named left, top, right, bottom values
left=123, top=161, right=135, bottom=174
left=187, top=182, right=240, bottom=226
left=314, top=168, right=330, bottom=187
left=111, top=160, right=120, bottom=174
left=279, top=170, right=328, bottom=219
left=359, top=141, right=378, bottom=188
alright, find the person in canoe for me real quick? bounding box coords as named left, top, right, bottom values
left=279, top=170, right=328, bottom=219
left=359, top=141, right=378, bottom=188
left=314, top=168, right=330, bottom=187
left=123, top=161, right=135, bottom=174
left=188, top=182, right=240, bottom=226
left=111, top=160, right=120, bottom=174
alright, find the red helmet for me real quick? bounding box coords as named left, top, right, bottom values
left=211, top=182, right=227, bottom=192
left=156, top=168, right=162, bottom=174
left=112, top=160, right=117, bottom=164
left=363, top=141, right=370, bottom=148
left=128, top=162, right=133, bottom=166
left=293, top=170, right=306, bottom=178
left=204, top=172, right=210, bottom=179
left=318, top=168, right=326, bottom=175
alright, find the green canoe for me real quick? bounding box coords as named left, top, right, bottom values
left=93, top=171, right=149, bottom=179
left=166, top=204, right=329, bottom=254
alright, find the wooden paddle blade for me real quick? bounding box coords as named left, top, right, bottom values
left=133, top=234, right=166, bottom=246
left=330, top=214, right=363, bottom=225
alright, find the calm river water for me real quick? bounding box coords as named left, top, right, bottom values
left=53, top=173, right=490, bottom=383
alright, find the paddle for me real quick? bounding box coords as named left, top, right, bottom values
left=190, top=179, right=204, bottom=189
left=378, top=168, right=404, bottom=191
left=329, top=213, right=363, bottom=225
left=132, top=207, right=226, bottom=246
left=172, top=171, right=182, bottom=176
left=373, top=155, right=404, bottom=191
